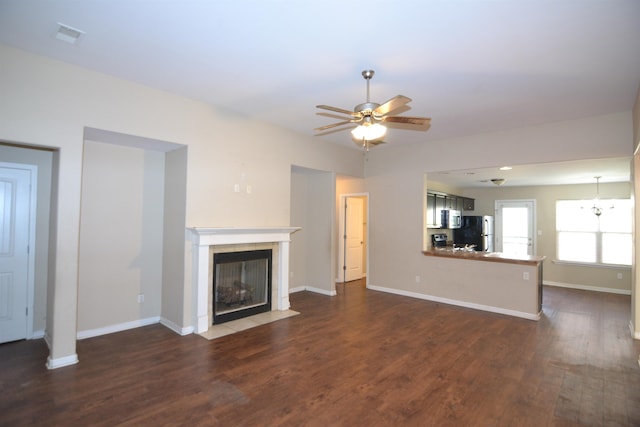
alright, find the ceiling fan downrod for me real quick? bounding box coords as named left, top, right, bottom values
left=362, top=70, right=374, bottom=103
left=355, top=70, right=380, bottom=115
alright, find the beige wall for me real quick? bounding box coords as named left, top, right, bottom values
left=163, top=147, right=189, bottom=330
left=365, top=112, right=633, bottom=302
left=78, top=141, right=165, bottom=335
left=290, top=168, right=310, bottom=290
left=290, top=167, right=336, bottom=294
left=0, top=44, right=363, bottom=366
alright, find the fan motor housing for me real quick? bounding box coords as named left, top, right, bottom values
left=354, top=102, right=380, bottom=114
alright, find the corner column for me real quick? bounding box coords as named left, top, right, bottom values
left=195, top=242, right=210, bottom=334
left=278, top=240, right=291, bottom=310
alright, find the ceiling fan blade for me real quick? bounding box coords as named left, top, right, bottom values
left=373, top=95, right=412, bottom=116
left=382, top=115, right=431, bottom=126
left=316, top=105, right=358, bottom=116
left=314, top=120, right=355, bottom=131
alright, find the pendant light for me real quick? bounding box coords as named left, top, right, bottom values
left=592, top=176, right=603, bottom=216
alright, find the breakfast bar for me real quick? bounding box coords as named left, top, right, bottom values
left=422, top=248, right=545, bottom=320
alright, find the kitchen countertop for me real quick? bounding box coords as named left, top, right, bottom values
left=423, top=247, right=545, bottom=266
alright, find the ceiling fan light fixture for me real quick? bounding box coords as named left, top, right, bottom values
left=315, top=69, right=429, bottom=147
left=351, top=123, right=387, bottom=141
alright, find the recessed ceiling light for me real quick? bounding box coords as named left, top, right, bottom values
left=54, top=23, right=85, bottom=45
left=499, top=166, right=512, bottom=171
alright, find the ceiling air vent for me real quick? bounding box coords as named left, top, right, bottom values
left=55, top=23, right=85, bottom=44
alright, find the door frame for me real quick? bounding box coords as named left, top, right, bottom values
left=0, top=162, right=37, bottom=340
left=338, top=193, right=369, bottom=283
left=494, top=199, right=536, bottom=256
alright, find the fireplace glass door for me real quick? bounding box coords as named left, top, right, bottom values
left=213, top=249, right=272, bottom=324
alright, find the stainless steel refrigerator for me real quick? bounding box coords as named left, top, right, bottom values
left=453, top=216, right=494, bottom=252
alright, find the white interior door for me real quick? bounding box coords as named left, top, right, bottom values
left=0, top=165, right=33, bottom=343
left=343, top=197, right=364, bottom=282
left=495, top=199, right=536, bottom=256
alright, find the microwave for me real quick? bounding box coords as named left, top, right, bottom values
left=441, top=209, right=462, bottom=229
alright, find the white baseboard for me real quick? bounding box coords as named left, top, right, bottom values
left=46, top=353, right=79, bottom=370
left=31, top=329, right=45, bottom=339
left=367, top=284, right=540, bottom=321
left=630, top=320, right=640, bottom=340
left=544, top=280, right=631, bottom=295
left=288, top=285, right=336, bottom=296
left=160, top=317, right=193, bottom=336
left=305, top=286, right=337, bottom=296
left=76, top=316, right=161, bottom=340
left=44, top=331, right=51, bottom=349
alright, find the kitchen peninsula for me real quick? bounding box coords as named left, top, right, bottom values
left=422, top=248, right=545, bottom=320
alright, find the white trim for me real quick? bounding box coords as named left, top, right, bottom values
left=76, top=316, right=160, bottom=340
left=305, top=286, right=337, bottom=297
left=187, top=227, right=301, bottom=334
left=544, top=280, right=631, bottom=295
left=367, top=284, right=540, bottom=321
left=551, top=259, right=632, bottom=269
left=44, top=331, right=51, bottom=349
left=31, top=329, right=45, bottom=339
left=187, top=227, right=300, bottom=245
left=629, top=320, right=640, bottom=340
left=160, top=317, right=193, bottom=336
left=288, top=285, right=336, bottom=296
left=46, top=353, right=79, bottom=370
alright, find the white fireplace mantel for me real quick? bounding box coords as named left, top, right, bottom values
left=188, top=226, right=300, bottom=334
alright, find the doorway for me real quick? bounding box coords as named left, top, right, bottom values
left=495, top=199, right=536, bottom=256
left=338, top=194, right=368, bottom=283
left=0, top=163, right=37, bottom=343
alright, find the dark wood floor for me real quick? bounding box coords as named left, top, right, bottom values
left=1, top=282, right=639, bottom=426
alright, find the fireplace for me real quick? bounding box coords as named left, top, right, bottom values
left=188, top=227, right=300, bottom=334
left=213, top=249, right=272, bottom=323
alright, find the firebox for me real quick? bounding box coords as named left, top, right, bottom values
left=212, top=249, right=272, bottom=324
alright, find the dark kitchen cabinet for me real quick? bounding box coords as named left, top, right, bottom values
left=426, top=191, right=475, bottom=228
left=462, top=198, right=474, bottom=210
left=426, top=193, right=447, bottom=228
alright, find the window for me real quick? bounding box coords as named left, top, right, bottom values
left=556, top=199, right=632, bottom=266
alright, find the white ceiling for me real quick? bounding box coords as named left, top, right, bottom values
left=1, top=1, right=639, bottom=185
left=428, top=157, right=631, bottom=188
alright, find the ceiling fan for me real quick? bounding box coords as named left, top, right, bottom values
left=315, top=70, right=431, bottom=148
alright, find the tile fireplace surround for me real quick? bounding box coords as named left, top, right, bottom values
left=188, top=227, right=300, bottom=334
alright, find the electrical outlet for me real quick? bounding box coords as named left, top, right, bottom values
left=137, top=294, right=144, bottom=303
left=415, top=275, right=421, bottom=283
left=523, top=272, right=530, bottom=280
left=617, top=273, right=623, bottom=280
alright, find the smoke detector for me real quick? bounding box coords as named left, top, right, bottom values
left=54, top=23, right=85, bottom=45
